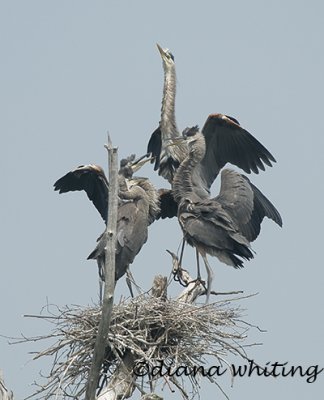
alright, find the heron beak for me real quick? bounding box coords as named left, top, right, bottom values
left=156, top=43, right=167, bottom=58
left=166, top=249, right=178, bottom=259
left=131, top=153, right=154, bottom=172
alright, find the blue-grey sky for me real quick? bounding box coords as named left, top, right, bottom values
left=1, top=1, right=323, bottom=398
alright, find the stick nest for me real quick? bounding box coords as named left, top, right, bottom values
left=21, top=293, right=254, bottom=399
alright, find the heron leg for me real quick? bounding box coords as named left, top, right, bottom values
left=125, top=270, right=134, bottom=298
left=201, top=253, right=214, bottom=304
left=125, top=267, right=141, bottom=297
left=98, top=279, right=103, bottom=305
left=173, top=239, right=188, bottom=286
left=196, top=249, right=201, bottom=281
left=97, top=258, right=105, bottom=305
left=178, top=238, right=185, bottom=268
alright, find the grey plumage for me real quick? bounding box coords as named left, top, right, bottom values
left=54, top=154, right=180, bottom=298
left=87, top=178, right=157, bottom=283
left=54, top=156, right=162, bottom=291
left=148, top=45, right=276, bottom=197
left=53, top=44, right=282, bottom=302
left=171, top=126, right=282, bottom=302
left=146, top=44, right=282, bottom=301
left=216, top=171, right=283, bottom=242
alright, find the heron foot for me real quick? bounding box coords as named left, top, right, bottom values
left=173, top=265, right=189, bottom=287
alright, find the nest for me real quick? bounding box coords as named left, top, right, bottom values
left=19, top=288, right=255, bottom=400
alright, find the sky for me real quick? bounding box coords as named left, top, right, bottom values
left=0, top=0, right=323, bottom=398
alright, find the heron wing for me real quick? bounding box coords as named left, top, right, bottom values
left=157, top=189, right=178, bottom=219
left=54, top=164, right=109, bottom=223
left=179, top=201, right=252, bottom=267
left=88, top=202, right=149, bottom=281
left=117, top=203, right=147, bottom=251
left=147, top=126, right=184, bottom=183
left=115, top=202, right=149, bottom=280
left=215, top=169, right=282, bottom=241
left=215, top=169, right=254, bottom=226
left=180, top=199, right=238, bottom=234
left=147, top=127, right=162, bottom=171
left=240, top=176, right=283, bottom=241
left=195, top=114, right=276, bottom=192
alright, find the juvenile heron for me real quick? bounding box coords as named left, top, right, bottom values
left=86, top=175, right=160, bottom=296
left=147, top=44, right=276, bottom=198
left=54, top=156, right=160, bottom=297
left=54, top=155, right=175, bottom=298
left=171, top=126, right=282, bottom=302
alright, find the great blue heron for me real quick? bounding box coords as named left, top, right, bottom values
left=54, top=155, right=175, bottom=297
left=147, top=44, right=276, bottom=198
left=86, top=175, right=161, bottom=283
left=170, top=126, right=282, bottom=302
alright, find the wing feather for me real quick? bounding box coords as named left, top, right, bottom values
left=54, top=164, right=109, bottom=223
left=196, top=114, right=276, bottom=192
left=215, top=169, right=254, bottom=226
left=147, top=127, right=162, bottom=171
left=241, top=176, right=283, bottom=241
left=215, top=169, right=282, bottom=242
left=157, top=189, right=178, bottom=219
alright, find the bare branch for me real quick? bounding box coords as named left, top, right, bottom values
left=84, top=140, right=119, bottom=400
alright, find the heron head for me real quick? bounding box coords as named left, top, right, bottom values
left=157, top=43, right=175, bottom=67
left=119, top=154, right=152, bottom=178
left=120, top=154, right=136, bottom=168
left=119, top=155, right=135, bottom=178
left=182, top=126, right=205, bottom=159
left=166, top=126, right=201, bottom=149
left=182, top=126, right=200, bottom=141
left=131, top=153, right=153, bottom=172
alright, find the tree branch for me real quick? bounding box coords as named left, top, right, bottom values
left=85, top=138, right=119, bottom=400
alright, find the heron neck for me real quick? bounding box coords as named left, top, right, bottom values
left=172, top=135, right=206, bottom=203
left=172, top=154, right=196, bottom=203
left=145, top=185, right=161, bottom=224
left=160, top=66, right=179, bottom=137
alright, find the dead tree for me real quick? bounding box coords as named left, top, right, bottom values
left=84, top=138, right=119, bottom=400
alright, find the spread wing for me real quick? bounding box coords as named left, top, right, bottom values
left=157, top=188, right=178, bottom=219
left=195, top=114, right=276, bottom=193
left=241, top=176, right=283, bottom=241
left=54, top=164, right=109, bottom=223
left=215, top=169, right=282, bottom=242
left=215, top=169, right=254, bottom=226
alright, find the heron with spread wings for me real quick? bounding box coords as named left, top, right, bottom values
left=171, top=126, right=282, bottom=302
left=148, top=44, right=276, bottom=196
left=147, top=45, right=282, bottom=301
left=54, top=155, right=173, bottom=299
